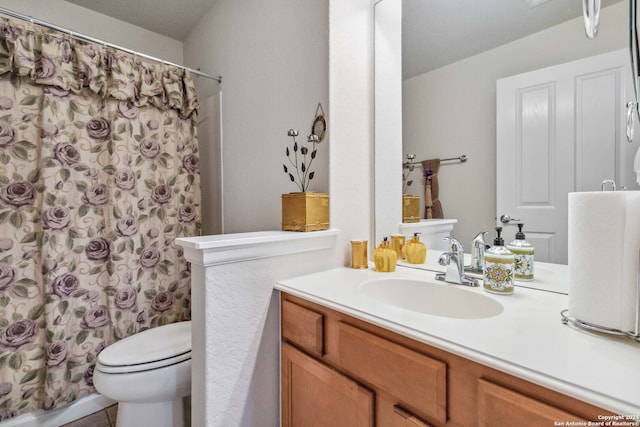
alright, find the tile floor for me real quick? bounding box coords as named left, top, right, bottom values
left=60, top=404, right=117, bottom=427
left=59, top=397, right=191, bottom=427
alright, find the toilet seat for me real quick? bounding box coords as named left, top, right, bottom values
left=96, top=321, right=191, bottom=374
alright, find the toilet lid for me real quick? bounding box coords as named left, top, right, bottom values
left=97, top=321, right=191, bottom=373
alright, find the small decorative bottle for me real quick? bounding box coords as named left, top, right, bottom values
left=483, top=227, right=515, bottom=295
left=507, top=223, right=534, bottom=282
left=405, top=232, right=427, bottom=264
left=390, top=234, right=406, bottom=260
left=373, top=237, right=397, bottom=272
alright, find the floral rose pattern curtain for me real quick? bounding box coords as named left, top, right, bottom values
left=0, top=16, right=200, bottom=419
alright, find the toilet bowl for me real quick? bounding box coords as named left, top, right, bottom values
left=398, top=219, right=458, bottom=251
left=93, top=321, right=191, bottom=427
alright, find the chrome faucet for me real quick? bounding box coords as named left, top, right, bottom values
left=436, top=237, right=479, bottom=287
left=465, top=231, right=487, bottom=274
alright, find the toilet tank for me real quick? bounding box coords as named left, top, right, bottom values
left=398, top=219, right=457, bottom=251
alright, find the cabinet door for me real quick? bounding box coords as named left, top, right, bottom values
left=389, top=406, right=434, bottom=427
left=478, top=379, right=588, bottom=427
left=281, top=343, right=374, bottom=427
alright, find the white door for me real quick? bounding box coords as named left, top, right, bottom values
left=497, top=49, right=635, bottom=264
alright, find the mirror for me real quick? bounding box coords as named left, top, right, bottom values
left=311, top=103, right=327, bottom=143
left=629, top=0, right=640, bottom=142
left=375, top=0, right=629, bottom=262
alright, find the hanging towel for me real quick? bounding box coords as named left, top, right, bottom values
left=421, top=158, right=443, bottom=218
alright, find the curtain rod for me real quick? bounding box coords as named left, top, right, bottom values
left=0, top=7, right=222, bottom=83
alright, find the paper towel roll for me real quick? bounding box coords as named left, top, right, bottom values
left=568, top=191, right=640, bottom=333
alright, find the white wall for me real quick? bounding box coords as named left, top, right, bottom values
left=190, top=245, right=339, bottom=427
left=0, top=0, right=183, bottom=63
left=185, top=0, right=374, bottom=425
left=402, top=1, right=627, bottom=247
left=183, top=0, right=330, bottom=234
left=328, top=0, right=375, bottom=261
left=374, top=0, right=403, bottom=246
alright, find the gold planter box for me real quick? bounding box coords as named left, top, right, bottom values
left=402, top=195, right=420, bottom=223
left=282, top=192, right=329, bottom=232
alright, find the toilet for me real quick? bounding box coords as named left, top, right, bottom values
left=398, top=218, right=458, bottom=251
left=93, top=321, right=192, bottom=427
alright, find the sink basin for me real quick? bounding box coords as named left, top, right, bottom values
left=359, top=278, right=503, bottom=319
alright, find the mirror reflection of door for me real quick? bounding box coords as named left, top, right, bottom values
left=496, top=49, right=637, bottom=264
left=197, top=94, right=223, bottom=235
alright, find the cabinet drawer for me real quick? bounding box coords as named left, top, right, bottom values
left=337, top=322, right=447, bottom=423
left=478, top=379, right=587, bottom=426
left=282, top=300, right=324, bottom=356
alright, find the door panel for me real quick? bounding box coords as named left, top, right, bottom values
left=518, top=83, right=554, bottom=205
left=575, top=69, right=621, bottom=192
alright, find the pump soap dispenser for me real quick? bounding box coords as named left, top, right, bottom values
left=373, top=237, right=397, bottom=272
left=405, top=232, right=427, bottom=264
left=507, top=223, right=534, bottom=281
left=483, top=227, right=515, bottom=295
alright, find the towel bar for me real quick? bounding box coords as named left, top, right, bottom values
left=403, top=155, right=468, bottom=168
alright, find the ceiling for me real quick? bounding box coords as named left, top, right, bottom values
left=64, top=0, right=624, bottom=79
left=64, top=0, right=214, bottom=40
left=402, top=0, right=624, bottom=79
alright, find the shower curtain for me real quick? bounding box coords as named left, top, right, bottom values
left=0, top=16, right=200, bottom=419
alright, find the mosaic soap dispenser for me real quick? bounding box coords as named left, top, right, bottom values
left=483, top=227, right=515, bottom=295
left=507, top=223, right=534, bottom=281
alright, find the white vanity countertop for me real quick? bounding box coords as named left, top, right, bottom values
left=274, top=261, right=640, bottom=416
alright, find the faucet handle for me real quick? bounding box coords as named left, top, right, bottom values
left=468, top=231, right=487, bottom=272
left=438, top=252, right=451, bottom=266
left=442, top=237, right=463, bottom=253
left=471, top=231, right=487, bottom=245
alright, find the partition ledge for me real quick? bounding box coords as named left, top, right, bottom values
left=176, top=229, right=340, bottom=267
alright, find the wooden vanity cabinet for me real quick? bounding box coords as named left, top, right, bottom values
left=280, top=293, right=612, bottom=427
